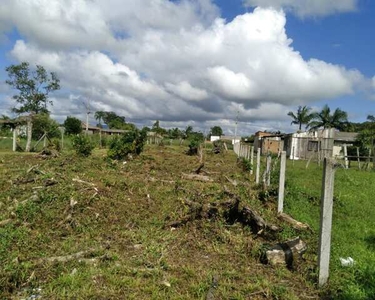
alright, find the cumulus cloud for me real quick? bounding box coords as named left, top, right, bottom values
left=0, top=0, right=368, bottom=133
left=243, top=0, right=358, bottom=17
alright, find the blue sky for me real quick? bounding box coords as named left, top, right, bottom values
left=0, top=0, right=374, bottom=134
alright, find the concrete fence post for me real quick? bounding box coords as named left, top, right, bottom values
left=12, top=127, right=18, bottom=152
left=278, top=151, right=287, bottom=213
left=256, top=148, right=261, bottom=184
left=250, top=146, right=254, bottom=175
left=318, top=158, right=336, bottom=287
left=266, top=154, right=272, bottom=187
left=343, top=144, right=348, bottom=169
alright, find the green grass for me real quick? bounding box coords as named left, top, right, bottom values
left=0, top=145, right=320, bottom=299
left=284, top=160, right=375, bottom=299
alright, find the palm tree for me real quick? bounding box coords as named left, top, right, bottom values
left=94, top=111, right=105, bottom=128
left=309, top=104, right=348, bottom=131
left=287, top=106, right=314, bottom=131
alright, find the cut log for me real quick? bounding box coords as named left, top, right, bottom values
left=182, top=173, right=213, bottom=182
left=264, top=237, right=307, bottom=268
left=241, top=206, right=280, bottom=234
left=278, top=213, right=311, bottom=231
left=206, top=275, right=219, bottom=300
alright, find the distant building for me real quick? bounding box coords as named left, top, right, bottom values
left=284, top=129, right=358, bottom=160
left=254, top=131, right=283, bottom=155
left=81, top=122, right=128, bottom=135
left=220, top=135, right=241, bottom=144
left=210, top=135, right=221, bottom=142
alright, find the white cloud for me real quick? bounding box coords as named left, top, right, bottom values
left=0, top=1, right=369, bottom=133
left=243, top=0, right=358, bottom=17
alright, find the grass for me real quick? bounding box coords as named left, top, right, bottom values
left=0, top=144, right=320, bottom=299
left=283, top=160, right=375, bottom=299
left=1, top=144, right=373, bottom=299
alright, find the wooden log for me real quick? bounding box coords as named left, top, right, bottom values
left=264, top=237, right=307, bottom=268
left=278, top=213, right=310, bottom=231
left=182, top=173, right=213, bottom=182
left=195, top=163, right=205, bottom=174
left=206, top=275, right=219, bottom=300
left=241, top=206, right=279, bottom=234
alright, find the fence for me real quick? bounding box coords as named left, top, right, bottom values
left=233, top=140, right=338, bottom=287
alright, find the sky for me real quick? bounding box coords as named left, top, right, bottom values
left=0, top=0, right=374, bottom=135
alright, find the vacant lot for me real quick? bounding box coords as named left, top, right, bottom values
left=0, top=144, right=373, bottom=299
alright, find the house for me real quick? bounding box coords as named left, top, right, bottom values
left=210, top=135, right=221, bottom=142
left=284, top=129, right=358, bottom=160
left=220, top=135, right=241, bottom=144
left=254, top=131, right=284, bottom=155
left=81, top=122, right=128, bottom=135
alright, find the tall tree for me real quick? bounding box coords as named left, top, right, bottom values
left=287, top=105, right=314, bottom=131
left=309, top=104, right=348, bottom=131
left=210, top=126, right=223, bottom=136
left=5, top=62, right=60, bottom=151
left=94, top=111, right=105, bottom=128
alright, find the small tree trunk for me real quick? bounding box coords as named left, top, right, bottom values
left=25, top=116, right=33, bottom=152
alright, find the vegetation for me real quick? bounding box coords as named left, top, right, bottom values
left=5, top=62, right=60, bottom=152
left=64, top=116, right=83, bottom=135
left=309, top=104, right=348, bottom=131
left=72, top=134, right=95, bottom=157
left=210, top=126, right=223, bottom=137
left=287, top=105, right=314, bottom=131
left=107, top=129, right=147, bottom=160
left=32, top=113, right=60, bottom=140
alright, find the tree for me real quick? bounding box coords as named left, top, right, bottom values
left=32, top=113, right=60, bottom=140
left=94, top=111, right=106, bottom=128
left=210, top=126, right=223, bottom=136
left=64, top=116, right=82, bottom=135
left=287, top=106, right=314, bottom=131
left=102, top=112, right=126, bottom=129
left=309, top=104, right=348, bottom=131
left=5, top=62, right=60, bottom=151
left=152, top=120, right=167, bottom=135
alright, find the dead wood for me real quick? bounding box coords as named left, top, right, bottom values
left=182, top=173, right=213, bottom=182
left=263, top=237, right=307, bottom=268
left=278, top=213, right=311, bottom=231
left=241, top=206, right=280, bottom=234
left=206, top=275, right=219, bottom=300
left=13, top=177, right=36, bottom=185
left=44, top=178, right=58, bottom=186
left=225, top=176, right=238, bottom=187
left=72, top=178, right=96, bottom=186
left=195, top=163, right=205, bottom=174
left=0, top=219, right=12, bottom=227
left=35, top=247, right=103, bottom=264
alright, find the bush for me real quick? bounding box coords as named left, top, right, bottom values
left=72, top=134, right=94, bottom=157
left=187, top=135, right=203, bottom=155
left=64, top=116, right=82, bottom=135
left=107, top=130, right=146, bottom=160
left=32, top=113, right=60, bottom=140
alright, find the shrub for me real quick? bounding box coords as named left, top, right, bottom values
left=187, top=136, right=203, bottom=155
left=64, top=116, right=82, bottom=135
left=72, top=134, right=94, bottom=157
left=238, top=157, right=252, bottom=172
left=107, top=130, right=146, bottom=160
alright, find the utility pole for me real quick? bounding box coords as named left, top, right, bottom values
left=234, top=110, right=239, bottom=144
left=83, top=98, right=91, bottom=135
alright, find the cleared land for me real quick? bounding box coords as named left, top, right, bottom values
left=0, top=144, right=374, bottom=299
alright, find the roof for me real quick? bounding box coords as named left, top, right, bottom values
left=334, top=132, right=358, bottom=142
left=81, top=122, right=101, bottom=131
left=221, top=136, right=240, bottom=140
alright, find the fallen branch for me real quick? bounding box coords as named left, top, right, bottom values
left=35, top=248, right=102, bottom=264
left=72, top=178, right=96, bottom=187
left=225, top=176, right=238, bottom=187
left=241, top=206, right=280, bottom=234
left=182, top=173, right=213, bottom=182
left=206, top=275, right=219, bottom=300
left=195, top=163, right=205, bottom=174
left=0, top=219, right=12, bottom=227
left=278, top=213, right=311, bottom=231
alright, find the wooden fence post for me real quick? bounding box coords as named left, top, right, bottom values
left=318, top=158, right=336, bottom=287
left=278, top=151, right=286, bottom=213
left=256, top=148, right=261, bottom=184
